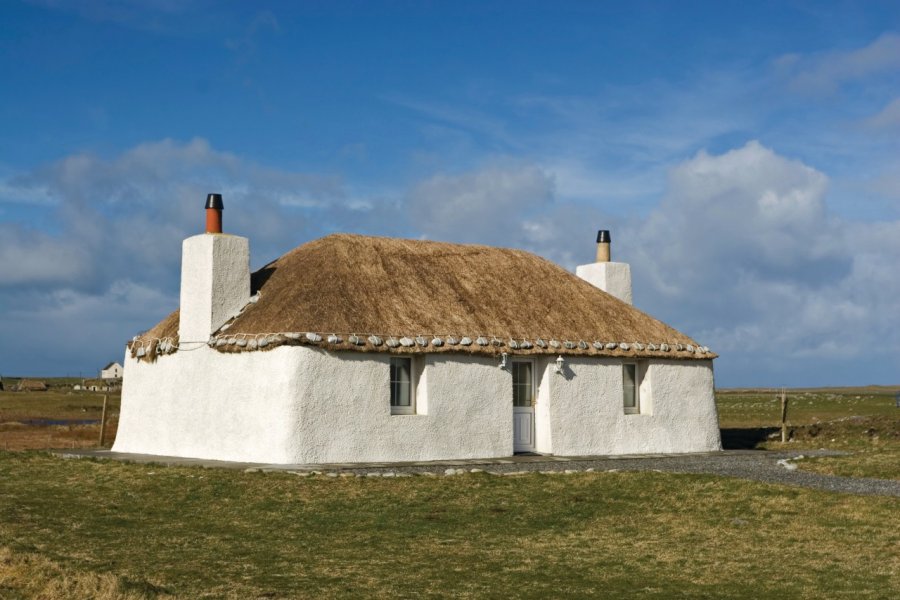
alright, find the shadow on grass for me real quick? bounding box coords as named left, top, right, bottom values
left=720, top=427, right=779, bottom=450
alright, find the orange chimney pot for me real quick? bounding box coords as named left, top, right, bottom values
left=205, top=193, right=224, bottom=233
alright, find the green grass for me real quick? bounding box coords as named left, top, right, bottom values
left=715, top=387, right=898, bottom=428
left=1, top=452, right=898, bottom=599
left=0, top=385, right=897, bottom=597
left=716, top=387, right=900, bottom=480
left=0, top=389, right=120, bottom=422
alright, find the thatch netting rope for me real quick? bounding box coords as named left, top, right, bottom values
left=129, top=330, right=712, bottom=362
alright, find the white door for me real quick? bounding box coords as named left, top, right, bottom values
left=512, top=360, right=535, bottom=452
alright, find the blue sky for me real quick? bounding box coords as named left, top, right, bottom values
left=1, top=0, right=899, bottom=386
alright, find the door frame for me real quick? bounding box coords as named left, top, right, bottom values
left=511, top=358, right=536, bottom=453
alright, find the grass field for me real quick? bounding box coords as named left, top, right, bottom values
left=1, top=452, right=898, bottom=599
left=0, top=379, right=120, bottom=451
left=716, top=386, right=899, bottom=480
left=0, top=383, right=897, bottom=598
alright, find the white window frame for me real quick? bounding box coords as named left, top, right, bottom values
left=623, top=362, right=640, bottom=415
left=389, top=356, right=416, bottom=415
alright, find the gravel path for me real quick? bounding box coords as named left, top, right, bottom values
left=59, top=449, right=900, bottom=497
left=324, top=451, right=900, bottom=497
left=532, top=452, right=900, bottom=497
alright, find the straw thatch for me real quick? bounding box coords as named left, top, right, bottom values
left=131, top=234, right=715, bottom=361
left=14, top=379, right=48, bottom=392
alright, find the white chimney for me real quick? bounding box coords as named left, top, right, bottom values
left=178, top=194, right=250, bottom=342
left=576, top=229, right=632, bottom=305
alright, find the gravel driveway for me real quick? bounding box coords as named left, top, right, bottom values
left=517, top=451, right=900, bottom=497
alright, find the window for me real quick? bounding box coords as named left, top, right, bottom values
left=512, top=361, right=534, bottom=407
left=623, top=363, right=639, bottom=414
left=390, top=357, right=415, bottom=415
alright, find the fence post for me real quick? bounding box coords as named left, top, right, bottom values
left=99, top=394, right=109, bottom=447
left=780, top=388, right=789, bottom=443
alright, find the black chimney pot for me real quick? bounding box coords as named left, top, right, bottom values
left=596, top=230, right=610, bottom=243
left=205, top=193, right=224, bottom=210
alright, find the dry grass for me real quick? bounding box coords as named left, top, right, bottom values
left=0, top=547, right=169, bottom=600
left=0, top=421, right=118, bottom=451
left=0, top=385, right=120, bottom=451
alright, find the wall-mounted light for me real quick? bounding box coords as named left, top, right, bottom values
left=499, top=352, right=508, bottom=369
left=555, top=355, right=565, bottom=374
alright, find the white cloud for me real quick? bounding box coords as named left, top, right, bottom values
left=408, top=163, right=555, bottom=244
left=777, top=32, right=900, bottom=93
left=0, top=280, right=177, bottom=377
left=869, top=162, right=900, bottom=202
left=622, top=141, right=900, bottom=374
left=621, top=141, right=839, bottom=305
left=0, top=177, right=57, bottom=205
left=406, top=161, right=613, bottom=269
left=0, top=138, right=363, bottom=293
left=0, top=225, right=91, bottom=286
left=545, top=159, right=662, bottom=206
left=657, top=140, right=834, bottom=270
left=865, top=96, right=900, bottom=129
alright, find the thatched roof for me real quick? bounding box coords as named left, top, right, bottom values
left=14, top=379, right=48, bottom=392
left=131, top=234, right=714, bottom=361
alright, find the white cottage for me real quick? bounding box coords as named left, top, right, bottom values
left=113, top=194, right=720, bottom=464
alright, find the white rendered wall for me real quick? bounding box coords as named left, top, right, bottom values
left=114, top=345, right=719, bottom=464
left=179, top=234, right=250, bottom=342
left=113, top=345, right=302, bottom=463
left=546, top=358, right=720, bottom=456
left=294, top=350, right=513, bottom=463
left=116, top=347, right=514, bottom=464
left=575, top=262, right=633, bottom=305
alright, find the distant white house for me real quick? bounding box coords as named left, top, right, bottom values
left=100, top=362, right=123, bottom=379
left=78, top=378, right=121, bottom=392
left=113, top=194, right=721, bottom=465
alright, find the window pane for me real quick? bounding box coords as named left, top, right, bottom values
left=623, top=364, right=637, bottom=409
left=512, top=362, right=532, bottom=407
left=390, top=358, right=412, bottom=408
